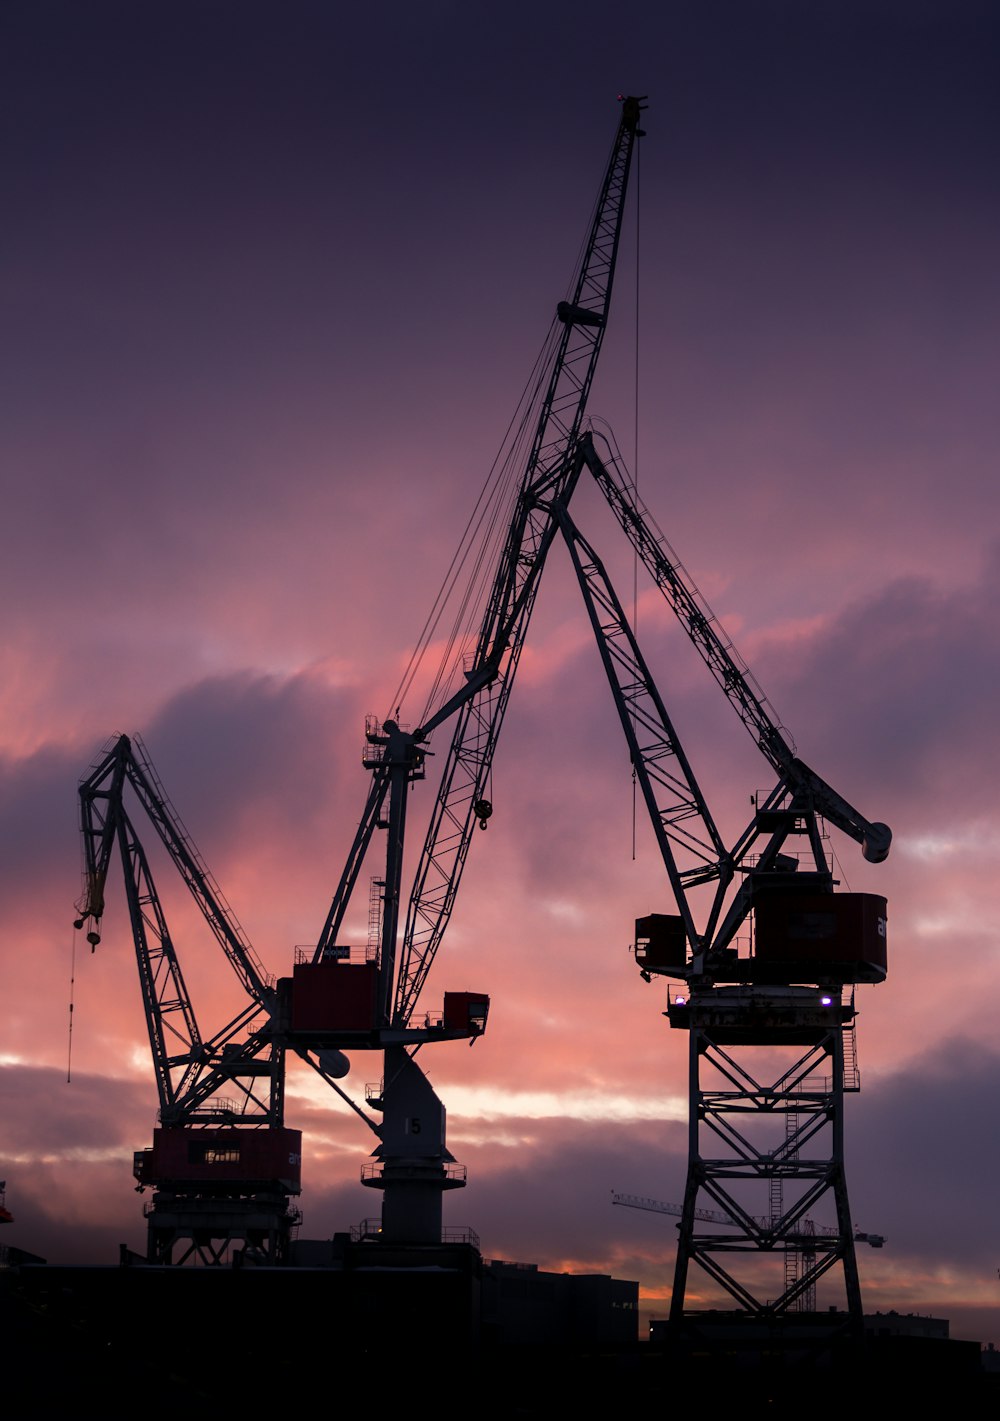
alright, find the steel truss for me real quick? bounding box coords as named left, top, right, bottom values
left=76, top=734, right=311, bottom=1265
left=670, top=988, right=862, bottom=1331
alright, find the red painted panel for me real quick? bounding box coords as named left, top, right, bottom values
left=443, top=991, right=490, bottom=1035
left=291, top=961, right=378, bottom=1032
left=755, top=893, right=887, bottom=979
left=146, top=1127, right=303, bottom=1191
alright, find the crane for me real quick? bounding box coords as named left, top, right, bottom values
left=573, top=427, right=891, bottom=1334
left=526, top=424, right=891, bottom=1335
left=74, top=733, right=321, bottom=1263
left=74, top=95, right=888, bottom=1326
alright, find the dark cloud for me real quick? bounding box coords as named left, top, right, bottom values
left=0, top=1064, right=152, bottom=1263
left=850, top=1036, right=1000, bottom=1271
left=0, top=669, right=361, bottom=926
left=0, top=1063, right=149, bottom=1154
left=141, top=668, right=359, bottom=858
left=0, top=743, right=84, bottom=907
left=759, top=551, right=1000, bottom=819
left=458, top=1118, right=688, bottom=1267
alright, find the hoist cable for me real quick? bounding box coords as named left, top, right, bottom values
left=417, top=323, right=559, bottom=723
left=387, top=321, right=558, bottom=721
left=392, top=124, right=629, bottom=730
left=631, top=124, right=642, bottom=861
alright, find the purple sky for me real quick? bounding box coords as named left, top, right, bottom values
left=3, top=1, right=1000, bottom=1340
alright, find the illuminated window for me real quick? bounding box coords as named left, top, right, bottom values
left=204, top=1146, right=240, bottom=1164
left=189, top=1142, right=241, bottom=1165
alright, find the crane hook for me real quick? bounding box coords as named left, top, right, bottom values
left=473, top=798, right=493, bottom=830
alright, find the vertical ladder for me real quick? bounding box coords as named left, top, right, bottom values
left=843, top=998, right=861, bottom=1091
left=367, top=877, right=384, bottom=963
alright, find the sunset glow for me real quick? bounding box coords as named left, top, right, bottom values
left=3, top=0, right=999, bottom=1347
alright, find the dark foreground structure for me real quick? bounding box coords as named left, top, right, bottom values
left=2, top=1257, right=996, bottom=1417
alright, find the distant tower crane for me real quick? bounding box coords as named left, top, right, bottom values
left=612, top=1192, right=885, bottom=1314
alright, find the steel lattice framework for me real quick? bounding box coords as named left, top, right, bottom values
left=674, top=1008, right=860, bottom=1321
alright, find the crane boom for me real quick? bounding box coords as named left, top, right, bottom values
left=392, top=96, right=646, bottom=1025
left=582, top=432, right=891, bottom=865
left=612, top=1192, right=884, bottom=1244
left=77, top=735, right=272, bottom=999
left=76, top=734, right=282, bottom=1126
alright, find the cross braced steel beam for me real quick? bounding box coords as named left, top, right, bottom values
left=671, top=1004, right=862, bottom=1328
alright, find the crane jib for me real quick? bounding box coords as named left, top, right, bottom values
left=393, top=98, right=647, bottom=1026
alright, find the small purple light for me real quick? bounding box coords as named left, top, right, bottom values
left=675, top=995, right=687, bottom=1006
left=820, top=995, right=832, bottom=1006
